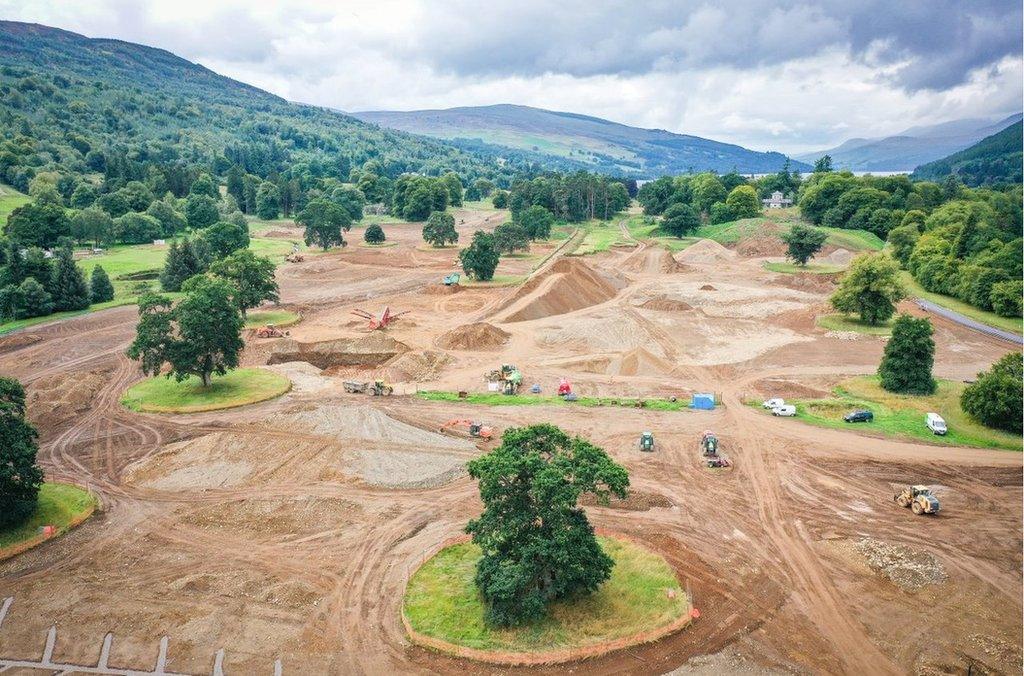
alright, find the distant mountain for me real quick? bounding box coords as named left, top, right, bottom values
left=911, top=121, right=1023, bottom=187
left=352, top=104, right=809, bottom=177
left=797, top=113, right=1023, bottom=172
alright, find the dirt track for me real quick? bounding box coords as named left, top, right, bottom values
left=0, top=210, right=1020, bottom=675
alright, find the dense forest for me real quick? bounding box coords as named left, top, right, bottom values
left=911, top=121, right=1023, bottom=188
left=800, top=168, right=1022, bottom=318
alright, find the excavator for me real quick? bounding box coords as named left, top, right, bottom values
left=894, top=485, right=940, bottom=515
left=441, top=419, right=493, bottom=440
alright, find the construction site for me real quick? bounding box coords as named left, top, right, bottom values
left=0, top=206, right=1021, bottom=675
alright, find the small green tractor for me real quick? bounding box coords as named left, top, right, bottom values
left=639, top=431, right=655, bottom=452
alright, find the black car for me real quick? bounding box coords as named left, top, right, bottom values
left=844, top=409, right=874, bottom=423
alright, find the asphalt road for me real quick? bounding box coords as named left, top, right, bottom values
left=915, top=299, right=1023, bottom=345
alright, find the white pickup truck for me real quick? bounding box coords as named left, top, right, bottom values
left=762, top=397, right=785, bottom=410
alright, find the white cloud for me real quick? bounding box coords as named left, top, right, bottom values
left=1, top=0, right=1020, bottom=155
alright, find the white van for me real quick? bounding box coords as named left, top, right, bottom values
left=762, top=397, right=785, bottom=410
left=925, top=413, right=947, bottom=435
left=772, top=404, right=797, bottom=417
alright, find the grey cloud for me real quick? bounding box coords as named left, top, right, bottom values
left=404, top=0, right=1021, bottom=91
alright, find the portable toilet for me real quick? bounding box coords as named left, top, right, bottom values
left=692, top=393, right=715, bottom=410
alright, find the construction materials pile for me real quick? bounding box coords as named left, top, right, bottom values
left=268, top=333, right=409, bottom=369
left=437, top=322, right=510, bottom=350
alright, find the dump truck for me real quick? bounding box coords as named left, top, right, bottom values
left=894, top=485, right=940, bottom=515
left=639, top=431, right=655, bottom=452
left=343, top=380, right=394, bottom=396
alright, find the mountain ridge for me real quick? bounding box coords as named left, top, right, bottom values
left=352, top=103, right=810, bottom=177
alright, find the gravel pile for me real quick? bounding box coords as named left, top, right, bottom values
left=854, top=537, right=947, bottom=592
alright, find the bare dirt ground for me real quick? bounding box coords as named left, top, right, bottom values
left=0, top=210, right=1020, bottom=675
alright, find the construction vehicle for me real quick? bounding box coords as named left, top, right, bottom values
left=443, top=272, right=461, bottom=286
left=706, top=455, right=731, bottom=468
left=639, top=431, right=655, bottom=452
left=254, top=324, right=289, bottom=338
left=700, top=431, right=719, bottom=456
left=285, top=252, right=304, bottom=263
left=441, top=419, right=494, bottom=439
left=557, top=377, right=572, bottom=397
left=894, top=485, right=940, bottom=515
left=351, top=306, right=410, bottom=330
left=486, top=364, right=523, bottom=395
left=343, top=379, right=394, bottom=396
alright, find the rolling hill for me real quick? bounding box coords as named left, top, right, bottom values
left=911, top=121, right=1023, bottom=187
left=797, top=114, right=1023, bottom=172
left=352, top=104, right=809, bottom=177
left=0, top=21, right=543, bottom=191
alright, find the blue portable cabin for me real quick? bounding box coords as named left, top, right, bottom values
left=691, top=393, right=715, bottom=410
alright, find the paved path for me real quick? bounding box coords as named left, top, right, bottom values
left=915, top=299, right=1023, bottom=345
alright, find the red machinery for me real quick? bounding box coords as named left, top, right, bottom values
left=557, top=377, right=572, bottom=396
left=351, top=306, right=409, bottom=330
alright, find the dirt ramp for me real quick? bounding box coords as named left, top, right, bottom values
left=622, top=248, right=685, bottom=274
left=610, top=347, right=674, bottom=377
left=500, top=258, right=621, bottom=322
left=677, top=239, right=736, bottom=264
left=638, top=295, right=693, bottom=312
left=267, top=332, right=409, bottom=368
left=438, top=322, right=510, bottom=350
left=423, top=283, right=461, bottom=295
left=383, top=350, right=452, bottom=382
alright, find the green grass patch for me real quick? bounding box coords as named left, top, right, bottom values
left=244, top=309, right=300, bottom=328
left=0, top=482, right=97, bottom=552
left=573, top=220, right=635, bottom=255
left=122, top=367, right=291, bottom=414
left=775, top=375, right=1020, bottom=451
left=417, top=390, right=688, bottom=411
left=816, top=313, right=893, bottom=335
left=764, top=261, right=843, bottom=274
left=900, top=272, right=1022, bottom=335
left=0, top=184, right=30, bottom=224
left=404, top=536, right=688, bottom=653
left=460, top=199, right=499, bottom=212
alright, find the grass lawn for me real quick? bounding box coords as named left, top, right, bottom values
left=244, top=309, right=300, bottom=328
left=764, top=261, right=843, bottom=274
left=122, top=367, right=291, bottom=414
left=900, top=272, right=1022, bottom=335
left=356, top=240, right=399, bottom=248
left=404, top=536, right=688, bottom=653
left=418, top=390, right=689, bottom=411
left=0, top=184, right=30, bottom=224
left=573, top=220, right=635, bottom=255
left=816, top=313, right=893, bottom=336
left=0, top=482, right=97, bottom=553
left=778, top=376, right=1021, bottom=451
left=461, top=199, right=500, bottom=212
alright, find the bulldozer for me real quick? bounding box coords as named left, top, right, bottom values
left=894, top=485, right=940, bottom=515
left=285, top=252, right=304, bottom=263
left=639, top=431, right=655, bottom=452
left=343, top=379, right=394, bottom=396
left=486, top=364, right=522, bottom=395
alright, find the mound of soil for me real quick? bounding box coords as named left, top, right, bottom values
left=754, top=377, right=831, bottom=400
left=610, top=347, right=674, bottom=377
left=622, top=248, right=686, bottom=274
left=700, top=284, right=717, bottom=291
left=639, top=295, right=693, bottom=312
left=383, top=350, right=452, bottom=382
left=677, top=239, right=736, bottom=264
left=501, top=258, right=621, bottom=322
left=437, top=322, right=510, bottom=350
left=853, top=538, right=947, bottom=592
left=0, top=332, right=41, bottom=354
left=423, top=283, right=461, bottom=295
left=267, top=332, right=409, bottom=369
left=580, top=491, right=673, bottom=511
left=28, top=369, right=109, bottom=431
left=821, top=247, right=853, bottom=265
left=735, top=235, right=786, bottom=258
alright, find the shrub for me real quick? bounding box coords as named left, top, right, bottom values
left=364, top=223, right=385, bottom=244
left=961, top=353, right=1022, bottom=434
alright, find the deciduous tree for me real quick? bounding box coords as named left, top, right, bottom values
left=961, top=353, right=1022, bottom=433
left=298, top=199, right=350, bottom=250
left=459, top=230, right=500, bottom=281
left=422, top=211, right=458, bottom=247
left=209, top=249, right=279, bottom=315
left=830, top=253, right=906, bottom=325
left=517, top=205, right=554, bottom=240
left=0, top=376, right=43, bottom=529
left=725, top=185, right=761, bottom=219
left=661, top=203, right=700, bottom=237
left=782, top=224, right=828, bottom=266
left=363, top=223, right=385, bottom=244
left=492, top=222, right=529, bottom=254
left=466, top=424, right=629, bottom=627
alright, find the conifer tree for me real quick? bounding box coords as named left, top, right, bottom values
left=160, top=239, right=205, bottom=292
left=90, top=265, right=115, bottom=303
left=49, top=246, right=90, bottom=311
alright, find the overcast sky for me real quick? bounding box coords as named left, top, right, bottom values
left=3, top=0, right=1022, bottom=154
